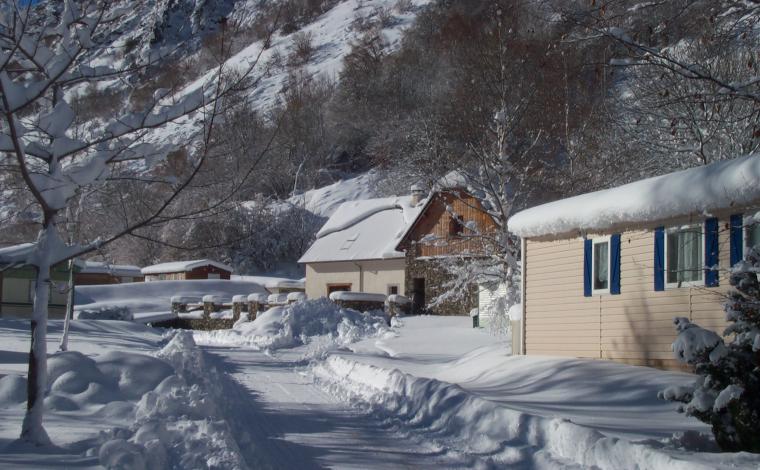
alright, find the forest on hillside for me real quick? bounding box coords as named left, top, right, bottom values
left=1, top=0, right=758, bottom=274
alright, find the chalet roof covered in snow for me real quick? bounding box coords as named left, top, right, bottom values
left=141, top=259, right=233, bottom=275
left=76, top=261, right=142, bottom=277
left=509, top=154, right=760, bottom=238
left=298, top=196, right=426, bottom=263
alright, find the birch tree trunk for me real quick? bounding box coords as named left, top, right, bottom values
left=58, top=259, right=75, bottom=352
left=20, top=229, right=53, bottom=445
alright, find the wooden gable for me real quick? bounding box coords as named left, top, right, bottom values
left=398, top=189, right=498, bottom=257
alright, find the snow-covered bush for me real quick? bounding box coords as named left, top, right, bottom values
left=660, top=249, right=760, bottom=452
left=74, top=306, right=133, bottom=321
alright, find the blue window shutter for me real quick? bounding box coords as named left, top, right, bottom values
left=730, top=214, right=743, bottom=266
left=654, top=227, right=665, bottom=291
left=583, top=239, right=592, bottom=297
left=705, top=217, right=719, bottom=287
left=610, top=234, right=621, bottom=295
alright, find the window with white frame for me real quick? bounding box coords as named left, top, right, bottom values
left=665, top=225, right=703, bottom=287
left=592, top=237, right=610, bottom=293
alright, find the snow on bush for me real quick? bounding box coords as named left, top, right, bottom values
left=313, top=356, right=758, bottom=469
left=660, top=249, right=760, bottom=453
left=194, top=298, right=389, bottom=355
left=89, top=331, right=246, bottom=469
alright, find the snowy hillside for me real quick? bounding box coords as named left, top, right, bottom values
left=66, top=0, right=434, bottom=147
left=288, top=170, right=380, bottom=218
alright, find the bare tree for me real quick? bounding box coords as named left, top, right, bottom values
left=0, top=1, right=270, bottom=444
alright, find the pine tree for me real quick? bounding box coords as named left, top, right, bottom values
left=660, top=249, right=760, bottom=452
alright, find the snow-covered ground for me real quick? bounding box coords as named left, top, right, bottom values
left=2, top=304, right=759, bottom=468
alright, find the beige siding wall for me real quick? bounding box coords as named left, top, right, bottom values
left=305, top=259, right=406, bottom=299
left=524, top=215, right=733, bottom=369
left=2, top=277, right=68, bottom=305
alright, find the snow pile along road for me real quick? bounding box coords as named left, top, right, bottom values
left=91, top=331, right=246, bottom=469
left=193, top=298, right=389, bottom=356
left=312, top=355, right=760, bottom=470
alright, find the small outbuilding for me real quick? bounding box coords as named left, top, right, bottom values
left=75, top=261, right=144, bottom=285
left=0, top=243, right=74, bottom=318
left=142, top=259, right=233, bottom=282
left=508, top=154, right=760, bottom=369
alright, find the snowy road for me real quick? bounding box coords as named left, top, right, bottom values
left=201, top=346, right=466, bottom=470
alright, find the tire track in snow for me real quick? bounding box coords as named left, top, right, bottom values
left=202, top=345, right=465, bottom=469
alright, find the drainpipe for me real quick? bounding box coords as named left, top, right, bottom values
left=520, top=237, right=527, bottom=355
left=354, top=262, right=364, bottom=291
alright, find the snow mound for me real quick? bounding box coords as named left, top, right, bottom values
left=42, top=350, right=173, bottom=413
left=313, top=356, right=760, bottom=469
left=0, top=375, right=26, bottom=405
left=91, top=331, right=246, bottom=469
left=509, top=153, right=760, bottom=238
left=193, top=298, right=389, bottom=354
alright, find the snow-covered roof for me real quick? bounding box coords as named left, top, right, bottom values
left=76, top=261, right=142, bottom=277
left=328, top=291, right=387, bottom=302
left=298, top=196, right=426, bottom=263
left=141, top=259, right=233, bottom=275
left=509, top=154, right=760, bottom=238
left=0, top=243, right=34, bottom=266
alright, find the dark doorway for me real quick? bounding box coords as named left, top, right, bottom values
left=412, top=278, right=425, bottom=314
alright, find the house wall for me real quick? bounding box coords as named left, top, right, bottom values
left=523, top=213, right=735, bottom=370
left=401, top=191, right=497, bottom=257
left=478, top=282, right=507, bottom=326
left=305, top=259, right=406, bottom=299
left=405, top=253, right=478, bottom=316
left=144, top=266, right=230, bottom=282
left=186, top=266, right=231, bottom=280
left=0, top=269, right=69, bottom=319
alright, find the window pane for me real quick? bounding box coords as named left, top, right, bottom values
left=667, top=232, right=679, bottom=283
left=668, top=228, right=703, bottom=284
left=748, top=224, right=760, bottom=251
left=594, top=242, right=608, bottom=290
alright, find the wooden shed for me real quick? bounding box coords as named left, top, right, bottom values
left=0, top=243, right=74, bottom=318
left=75, top=261, right=144, bottom=285
left=508, top=155, right=760, bottom=370
left=141, top=259, right=233, bottom=282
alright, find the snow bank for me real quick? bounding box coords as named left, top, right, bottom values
left=90, top=331, right=246, bottom=469
left=74, top=279, right=267, bottom=320
left=509, top=153, right=760, bottom=238
left=313, top=356, right=760, bottom=469
left=193, top=298, right=389, bottom=355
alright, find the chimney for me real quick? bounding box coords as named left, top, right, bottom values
left=410, top=183, right=426, bottom=205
